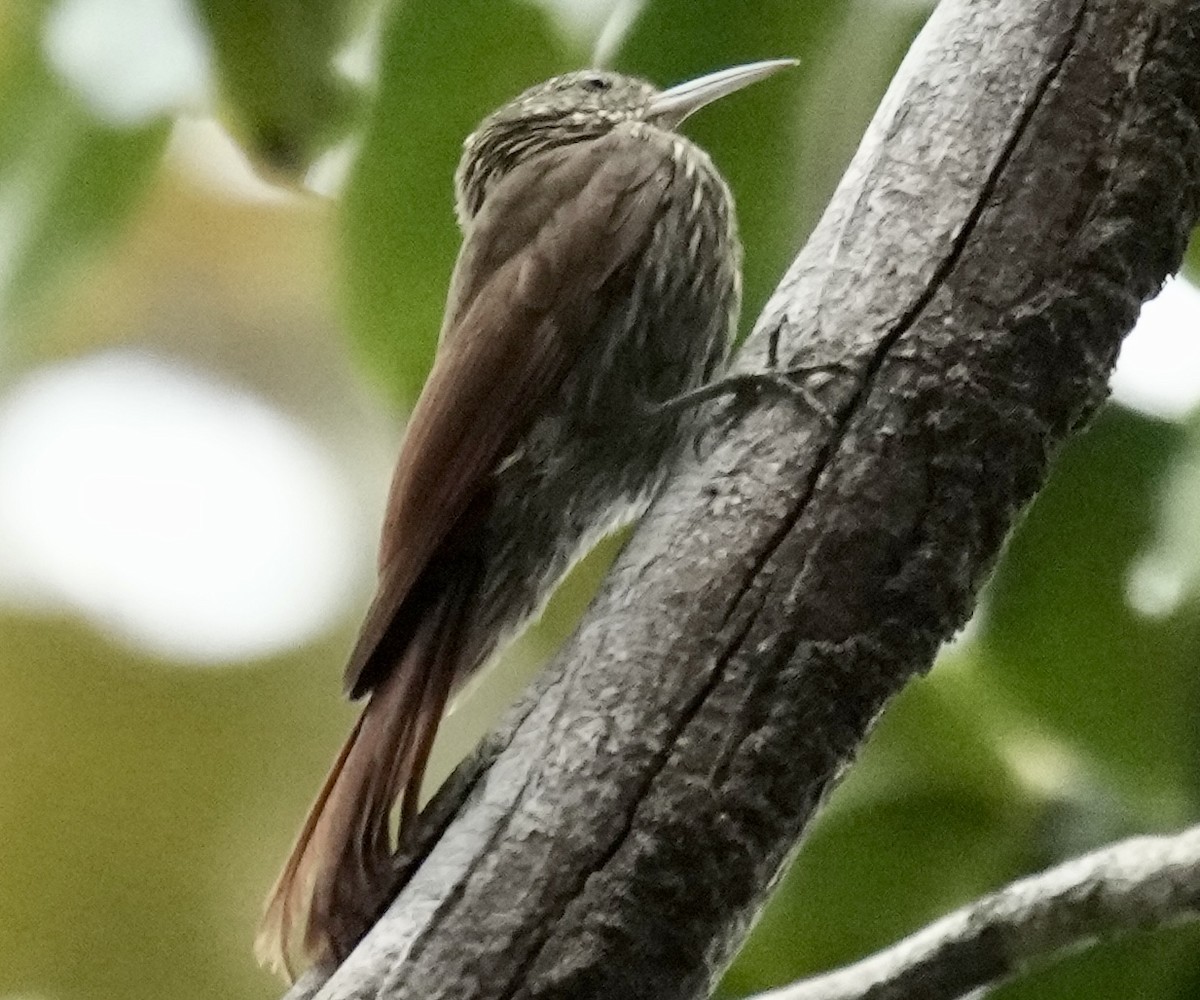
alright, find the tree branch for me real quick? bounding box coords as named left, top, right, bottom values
left=284, top=0, right=1200, bottom=997
left=749, top=824, right=1200, bottom=1000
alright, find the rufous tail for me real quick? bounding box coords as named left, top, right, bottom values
left=255, top=587, right=467, bottom=981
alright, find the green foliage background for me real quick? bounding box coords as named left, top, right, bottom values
left=1, top=2, right=1198, bottom=999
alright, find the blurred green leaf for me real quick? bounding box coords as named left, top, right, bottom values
left=1131, top=414, right=1200, bottom=622
left=825, top=657, right=1022, bottom=814
left=0, top=11, right=166, bottom=357
left=994, top=921, right=1200, bottom=1000
left=720, top=659, right=1032, bottom=994
left=981, top=407, right=1200, bottom=817
left=787, top=0, right=932, bottom=236
left=193, top=0, right=361, bottom=179
left=1182, top=225, right=1199, bottom=284
left=0, top=612, right=353, bottom=1000
left=340, top=0, right=568, bottom=404
left=613, top=0, right=847, bottom=328
left=722, top=784, right=1030, bottom=996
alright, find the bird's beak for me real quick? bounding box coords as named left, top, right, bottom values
left=646, top=58, right=799, bottom=127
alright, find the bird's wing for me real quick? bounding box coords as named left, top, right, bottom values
left=344, top=128, right=673, bottom=696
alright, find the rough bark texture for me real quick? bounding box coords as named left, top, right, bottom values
left=286, top=0, right=1200, bottom=998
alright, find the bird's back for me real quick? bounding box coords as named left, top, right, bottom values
left=470, top=121, right=744, bottom=647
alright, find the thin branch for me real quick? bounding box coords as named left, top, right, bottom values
left=751, top=824, right=1200, bottom=1000
left=284, top=0, right=1200, bottom=997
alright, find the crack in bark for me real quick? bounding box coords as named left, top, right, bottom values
left=399, top=765, right=539, bottom=977
left=711, top=0, right=1090, bottom=658
left=495, top=609, right=764, bottom=998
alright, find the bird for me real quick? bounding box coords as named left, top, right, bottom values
left=256, top=58, right=797, bottom=979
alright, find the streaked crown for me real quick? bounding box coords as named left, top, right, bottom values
left=455, top=71, right=657, bottom=227
left=453, top=60, right=797, bottom=229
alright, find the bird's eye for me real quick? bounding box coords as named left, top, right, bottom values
left=582, top=75, right=612, bottom=92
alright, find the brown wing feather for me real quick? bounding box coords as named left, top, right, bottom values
left=256, top=128, right=681, bottom=979
left=257, top=130, right=676, bottom=977
left=256, top=585, right=463, bottom=978
left=343, top=129, right=672, bottom=696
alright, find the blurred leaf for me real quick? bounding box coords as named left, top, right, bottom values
left=826, top=656, right=1022, bottom=814
left=721, top=659, right=1032, bottom=994
left=981, top=408, right=1200, bottom=817
left=340, top=0, right=568, bottom=404
left=788, top=0, right=932, bottom=236
left=194, top=0, right=361, bottom=179
left=722, top=785, right=1031, bottom=996
left=1130, top=414, right=1200, bottom=622
left=0, top=612, right=354, bottom=1000
left=994, top=921, right=1200, bottom=1000
left=1183, top=225, right=1199, bottom=284
left=0, top=10, right=166, bottom=356
left=613, top=0, right=847, bottom=329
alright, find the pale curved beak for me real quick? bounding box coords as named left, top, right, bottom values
left=646, top=58, right=799, bottom=126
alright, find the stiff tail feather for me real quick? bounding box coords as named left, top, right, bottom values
left=255, top=583, right=468, bottom=981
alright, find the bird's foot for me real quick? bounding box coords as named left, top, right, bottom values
left=646, top=362, right=849, bottom=426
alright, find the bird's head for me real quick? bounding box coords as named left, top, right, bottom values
left=454, top=59, right=796, bottom=225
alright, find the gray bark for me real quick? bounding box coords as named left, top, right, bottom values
left=751, top=824, right=1200, bottom=1000
left=286, top=0, right=1200, bottom=997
